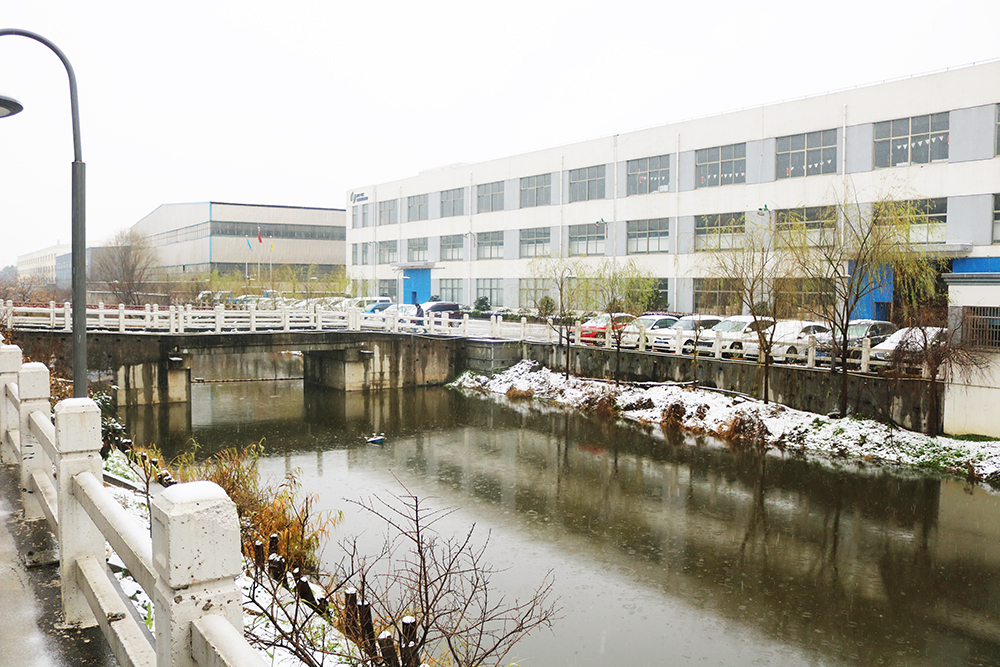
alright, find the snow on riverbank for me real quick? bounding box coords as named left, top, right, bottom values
left=451, top=360, right=1000, bottom=484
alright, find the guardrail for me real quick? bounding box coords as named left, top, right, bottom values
left=2, top=301, right=918, bottom=376
left=0, top=344, right=266, bottom=667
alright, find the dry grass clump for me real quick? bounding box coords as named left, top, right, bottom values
left=506, top=386, right=535, bottom=400
left=660, top=401, right=686, bottom=428
left=581, top=392, right=618, bottom=417
left=719, top=412, right=770, bottom=452
left=621, top=397, right=654, bottom=411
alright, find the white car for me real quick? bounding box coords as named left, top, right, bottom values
left=743, top=320, right=830, bottom=362
left=650, top=315, right=724, bottom=354
left=620, top=314, right=678, bottom=349
left=870, top=326, right=946, bottom=366
left=695, top=315, right=775, bottom=358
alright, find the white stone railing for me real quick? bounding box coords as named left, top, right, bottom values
left=0, top=344, right=266, bottom=667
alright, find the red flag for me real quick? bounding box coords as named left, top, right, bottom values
left=258, top=229, right=262, bottom=243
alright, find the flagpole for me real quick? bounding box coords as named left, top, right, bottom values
left=257, top=225, right=261, bottom=284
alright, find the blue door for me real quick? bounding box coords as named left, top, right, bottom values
left=404, top=269, right=431, bottom=304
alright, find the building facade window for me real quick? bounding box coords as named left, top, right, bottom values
left=776, top=130, right=837, bottom=179
left=378, top=200, right=397, bottom=226
left=874, top=113, right=949, bottom=168
left=696, top=143, right=746, bottom=188
left=440, top=234, right=464, bottom=261
left=407, top=237, right=428, bottom=262
left=775, top=206, right=837, bottom=231
left=352, top=206, right=359, bottom=229
left=569, top=165, right=606, bottom=202
left=994, top=193, right=1000, bottom=243
left=627, top=155, right=670, bottom=195
left=477, top=181, right=504, bottom=213
left=519, top=227, right=551, bottom=258
left=439, top=279, right=463, bottom=304
left=441, top=188, right=464, bottom=217
left=694, top=212, right=745, bottom=250
left=407, top=194, right=428, bottom=221
left=626, top=218, right=670, bottom=254
left=568, top=223, right=605, bottom=256
left=476, top=278, right=503, bottom=308
left=520, top=173, right=552, bottom=208
left=477, top=231, right=504, bottom=259
left=377, top=240, right=398, bottom=264
left=352, top=243, right=360, bottom=266
left=361, top=242, right=372, bottom=265
left=963, top=306, right=1000, bottom=350
left=519, top=278, right=551, bottom=310
left=693, top=278, right=743, bottom=316
left=996, top=105, right=1000, bottom=156
left=773, top=277, right=835, bottom=319
left=378, top=279, right=397, bottom=301
left=874, top=198, right=947, bottom=244
left=361, top=203, right=371, bottom=227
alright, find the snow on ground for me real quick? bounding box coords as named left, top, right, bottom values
left=451, top=359, right=1000, bottom=484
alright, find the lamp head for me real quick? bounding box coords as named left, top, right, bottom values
left=0, top=94, right=23, bottom=118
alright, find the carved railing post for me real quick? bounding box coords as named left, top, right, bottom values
left=18, top=362, right=50, bottom=519
left=152, top=481, right=242, bottom=667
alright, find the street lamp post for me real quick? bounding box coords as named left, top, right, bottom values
left=0, top=29, right=87, bottom=397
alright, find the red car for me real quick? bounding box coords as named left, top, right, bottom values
left=573, top=313, right=635, bottom=346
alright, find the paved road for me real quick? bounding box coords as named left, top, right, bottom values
left=0, top=463, right=117, bottom=667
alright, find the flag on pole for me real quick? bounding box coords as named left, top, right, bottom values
left=258, top=228, right=262, bottom=244
left=270, top=241, right=274, bottom=252
left=246, top=237, right=253, bottom=250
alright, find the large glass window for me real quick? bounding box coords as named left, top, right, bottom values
left=694, top=212, right=744, bottom=250
left=378, top=200, right=397, bottom=226
left=519, top=278, right=551, bottom=310
left=361, top=203, right=371, bottom=228
left=994, top=193, right=1000, bottom=243
left=439, top=279, right=463, bottom=304
left=693, top=278, right=743, bottom=316
left=873, top=198, right=947, bottom=244
left=775, top=206, right=837, bottom=231
left=407, top=237, right=428, bottom=262
left=440, top=234, right=464, bottom=261
left=568, top=223, right=605, bottom=256
left=776, top=130, right=837, bottom=179
left=626, top=218, right=670, bottom=254
left=627, top=155, right=670, bottom=195
left=441, top=188, right=464, bottom=217
left=773, top=277, right=835, bottom=319
left=569, top=165, right=606, bottom=202
left=874, top=113, right=949, bottom=168
left=476, top=278, right=503, bottom=308
left=520, top=173, right=552, bottom=208
left=407, top=194, right=428, bottom=221
left=477, top=181, right=504, bottom=213
left=377, top=279, right=397, bottom=301
left=361, top=242, right=372, bottom=265
left=377, top=240, right=397, bottom=264
left=352, top=206, right=360, bottom=229
left=477, top=231, right=504, bottom=259
left=696, top=143, right=746, bottom=188
left=519, top=227, right=551, bottom=258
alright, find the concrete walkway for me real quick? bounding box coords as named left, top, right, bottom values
left=0, top=463, right=117, bottom=667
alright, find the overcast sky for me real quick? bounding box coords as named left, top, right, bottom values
left=1, top=0, right=998, bottom=268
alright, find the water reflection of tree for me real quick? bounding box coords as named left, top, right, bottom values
left=736, top=452, right=770, bottom=565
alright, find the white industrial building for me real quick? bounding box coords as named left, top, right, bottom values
left=17, top=243, right=71, bottom=285
left=346, top=61, right=1000, bottom=316
left=132, top=201, right=346, bottom=279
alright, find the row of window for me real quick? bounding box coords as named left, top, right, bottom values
left=150, top=221, right=347, bottom=246
left=355, top=196, right=961, bottom=265
left=354, top=105, right=991, bottom=228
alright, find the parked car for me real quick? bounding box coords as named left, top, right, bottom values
left=870, top=326, right=946, bottom=369
left=649, top=315, right=724, bottom=354
left=620, top=314, right=679, bottom=349
left=342, top=296, right=391, bottom=311
left=419, top=301, right=463, bottom=324
left=365, top=301, right=394, bottom=313
left=573, top=313, right=635, bottom=346
left=695, top=315, right=775, bottom=358
left=743, top=320, right=830, bottom=362
left=816, top=319, right=898, bottom=362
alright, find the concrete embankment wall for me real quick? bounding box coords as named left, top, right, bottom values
left=517, top=341, right=938, bottom=434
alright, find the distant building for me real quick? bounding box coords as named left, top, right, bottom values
left=131, top=201, right=346, bottom=279
left=347, top=60, right=1000, bottom=313
left=17, top=244, right=71, bottom=285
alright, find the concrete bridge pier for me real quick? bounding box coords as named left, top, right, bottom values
left=303, top=338, right=459, bottom=391
left=115, top=354, right=192, bottom=407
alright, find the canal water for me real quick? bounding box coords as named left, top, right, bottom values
left=132, top=370, right=1000, bottom=667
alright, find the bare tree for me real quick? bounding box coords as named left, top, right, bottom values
left=335, top=487, right=558, bottom=667
left=783, top=190, right=937, bottom=417
left=92, top=228, right=159, bottom=305
left=586, top=259, right=658, bottom=382
left=526, top=256, right=588, bottom=379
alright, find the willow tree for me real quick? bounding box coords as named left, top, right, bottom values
left=526, top=256, right=588, bottom=378
left=585, top=258, right=658, bottom=383
left=703, top=206, right=796, bottom=403
left=783, top=191, right=938, bottom=417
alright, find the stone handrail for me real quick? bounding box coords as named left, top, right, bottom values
left=0, top=343, right=266, bottom=667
